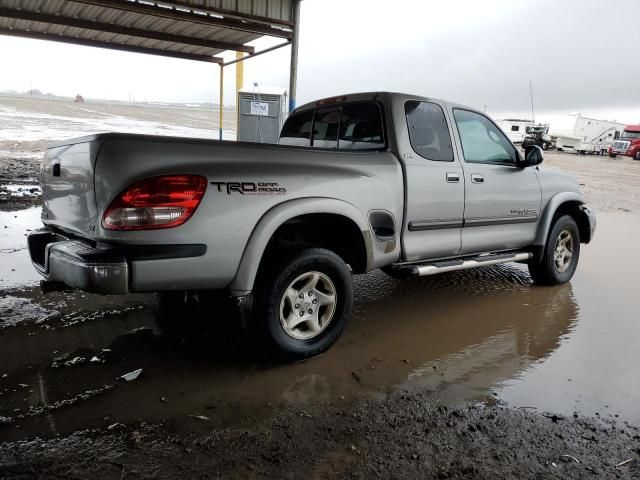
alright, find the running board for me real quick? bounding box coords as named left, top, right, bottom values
left=407, top=252, right=532, bottom=277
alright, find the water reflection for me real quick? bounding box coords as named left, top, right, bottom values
left=0, top=264, right=579, bottom=440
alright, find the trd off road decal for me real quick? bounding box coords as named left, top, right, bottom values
left=211, top=181, right=287, bottom=195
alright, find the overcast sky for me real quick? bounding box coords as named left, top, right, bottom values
left=0, top=0, right=639, bottom=122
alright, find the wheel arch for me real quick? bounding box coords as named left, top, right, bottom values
left=533, top=192, right=592, bottom=255
left=230, top=197, right=373, bottom=295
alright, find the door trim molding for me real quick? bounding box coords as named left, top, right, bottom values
left=408, top=219, right=463, bottom=231
left=408, top=216, right=537, bottom=231
left=464, top=216, right=538, bottom=227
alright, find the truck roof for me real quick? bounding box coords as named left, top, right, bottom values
left=293, top=91, right=470, bottom=114
left=624, top=124, right=640, bottom=132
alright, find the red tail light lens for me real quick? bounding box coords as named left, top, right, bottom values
left=102, top=175, right=207, bottom=230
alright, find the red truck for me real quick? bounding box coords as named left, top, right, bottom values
left=609, top=125, right=640, bottom=160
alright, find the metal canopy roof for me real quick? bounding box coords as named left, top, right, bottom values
left=0, top=0, right=295, bottom=64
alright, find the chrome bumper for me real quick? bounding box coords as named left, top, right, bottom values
left=580, top=205, right=596, bottom=243
left=28, top=229, right=128, bottom=294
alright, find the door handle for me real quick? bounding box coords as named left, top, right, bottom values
left=446, top=172, right=460, bottom=183
left=471, top=173, right=484, bottom=184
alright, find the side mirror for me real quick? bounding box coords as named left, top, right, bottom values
left=522, top=145, right=544, bottom=167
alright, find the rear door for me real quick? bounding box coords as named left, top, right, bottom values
left=399, top=100, right=465, bottom=261
left=451, top=109, right=541, bottom=254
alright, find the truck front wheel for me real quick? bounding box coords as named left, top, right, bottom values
left=528, top=215, right=580, bottom=285
left=635, top=151, right=640, bottom=161
left=250, top=248, right=353, bottom=361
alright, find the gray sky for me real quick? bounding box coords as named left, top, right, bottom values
left=0, top=0, right=639, bottom=122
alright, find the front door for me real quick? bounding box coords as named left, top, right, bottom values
left=451, top=109, right=542, bottom=255
left=400, top=100, right=465, bottom=261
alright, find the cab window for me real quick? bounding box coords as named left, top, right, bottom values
left=339, top=103, right=385, bottom=150
left=453, top=109, right=516, bottom=164
left=279, top=110, right=313, bottom=147
left=280, top=102, right=386, bottom=150
left=405, top=101, right=454, bottom=161
left=311, top=109, right=340, bottom=149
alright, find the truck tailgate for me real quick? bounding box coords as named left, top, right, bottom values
left=41, top=136, right=103, bottom=237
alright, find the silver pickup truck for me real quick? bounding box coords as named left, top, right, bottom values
left=28, top=92, right=595, bottom=360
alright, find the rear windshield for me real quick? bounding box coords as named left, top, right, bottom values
left=279, top=102, right=385, bottom=150
left=279, top=110, right=313, bottom=147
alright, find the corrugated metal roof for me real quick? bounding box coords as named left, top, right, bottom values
left=0, top=0, right=295, bottom=63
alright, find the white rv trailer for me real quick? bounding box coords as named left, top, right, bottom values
left=496, top=119, right=534, bottom=144
left=547, top=114, right=625, bottom=155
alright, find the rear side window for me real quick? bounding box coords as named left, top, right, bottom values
left=405, top=101, right=454, bottom=161
left=279, top=110, right=313, bottom=146
left=339, top=103, right=385, bottom=150
left=312, top=109, right=340, bottom=148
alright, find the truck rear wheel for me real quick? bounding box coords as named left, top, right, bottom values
left=250, top=248, right=353, bottom=361
left=528, top=215, right=580, bottom=285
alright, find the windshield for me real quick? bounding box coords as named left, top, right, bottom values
left=526, top=126, right=547, bottom=134
left=621, top=130, right=640, bottom=140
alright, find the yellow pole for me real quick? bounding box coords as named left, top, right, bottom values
left=236, top=52, right=244, bottom=96
left=219, top=64, right=224, bottom=141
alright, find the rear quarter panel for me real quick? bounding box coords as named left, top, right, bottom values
left=93, top=137, right=404, bottom=291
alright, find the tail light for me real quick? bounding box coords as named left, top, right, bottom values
left=102, top=175, right=207, bottom=230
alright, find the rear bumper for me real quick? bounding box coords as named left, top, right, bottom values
left=28, top=228, right=206, bottom=295
left=28, top=229, right=128, bottom=294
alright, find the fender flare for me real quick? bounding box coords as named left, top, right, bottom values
left=533, top=192, right=585, bottom=246
left=229, top=197, right=372, bottom=295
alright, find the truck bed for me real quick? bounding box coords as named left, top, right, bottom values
left=39, top=132, right=404, bottom=291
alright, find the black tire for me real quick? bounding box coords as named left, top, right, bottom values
left=609, top=153, right=617, bottom=158
left=249, top=248, right=353, bottom=362
left=528, top=215, right=580, bottom=285
left=635, top=151, right=640, bottom=161
left=542, top=142, right=549, bottom=151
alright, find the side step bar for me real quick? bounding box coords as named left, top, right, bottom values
left=407, top=252, right=532, bottom=277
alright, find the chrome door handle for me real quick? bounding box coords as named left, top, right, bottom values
left=446, top=172, right=460, bottom=183
left=471, top=174, right=484, bottom=184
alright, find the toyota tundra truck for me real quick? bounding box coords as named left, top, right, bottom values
left=28, top=92, right=596, bottom=361
left=609, top=124, right=640, bottom=160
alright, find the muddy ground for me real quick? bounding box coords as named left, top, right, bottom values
left=2, top=395, right=639, bottom=479
left=1, top=96, right=640, bottom=478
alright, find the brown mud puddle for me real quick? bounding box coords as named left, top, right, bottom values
left=0, top=212, right=638, bottom=441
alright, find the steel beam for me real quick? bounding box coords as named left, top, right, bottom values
left=0, top=7, right=255, bottom=53
left=288, top=0, right=301, bottom=113
left=222, top=41, right=290, bottom=67
left=0, top=27, right=223, bottom=63
left=70, top=0, right=293, bottom=39
left=167, top=0, right=295, bottom=28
